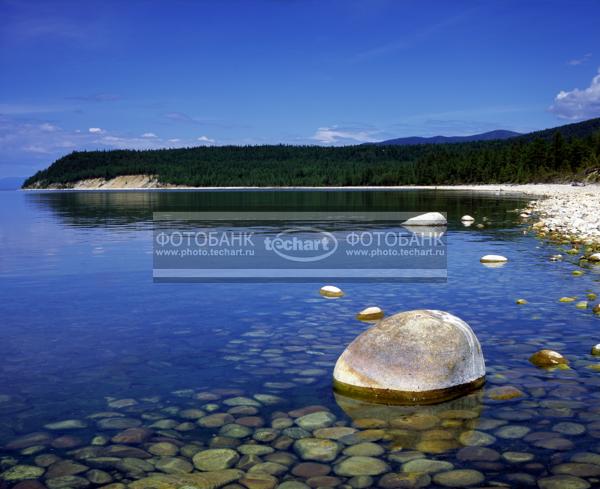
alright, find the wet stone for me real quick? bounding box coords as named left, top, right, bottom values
left=239, top=472, right=278, bottom=489
left=295, top=412, right=336, bottom=431
left=97, top=418, right=141, bottom=430
left=179, top=409, right=206, bottom=419
left=155, top=457, right=194, bottom=474
left=34, top=455, right=60, bottom=468
left=224, top=397, right=262, bottom=407
left=486, top=386, right=526, bottom=400
left=291, top=462, right=331, bottom=478
left=333, top=456, right=390, bottom=476
left=378, top=472, right=431, bottom=489
left=0, top=465, right=45, bottom=481
left=148, top=442, right=178, bottom=456
left=495, top=425, right=530, bottom=439
left=402, top=458, right=454, bottom=473
left=342, top=442, right=384, bottom=457
left=197, top=413, right=235, bottom=428
left=5, top=433, right=52, bottom=450
left=276, top=482, right=310, bottom=489
left=552, top=463, right=600, bottom=477
left=502, top=451, right=534, bottom=463
left=457, top=446, right=500, bottom=462
left=46, top=460, right=88, bottom=478
left=271, top=418, right=294, bottom=430
left=571, top=452, right=600, bottom=465
left=220, top=424, right=254, bottom=439
left=293, top=438, right=341, bottom=462
left=432, top=469, right=485, bottom=487
left=45, top=476, right=90, bottom=489
left=283, top=427, right=311, bottom=440
left=305, top=475, right=341, bottom=488
left=12, top=482, right=47, bottom=489
left=532, top=437, right=574, bottom=450
left=85, top=469, right=112, bottom=484
left=458, top=430, right=496, bottom=446
left=314, top=427, right=356, bottom=440
left=247, top=462, right=288, bottom=476
left=253, top=429, right=280, bottom=443
left=193, top=448, right=240, bottom=471
left=50, top=436, right=82, bottom=449
left=236, top=416, right=264, bottom=428
left=347, top=475, right=373, bottom=488
left=538, top=475, right=591, bottom=489
left=553, top=422, right=586, bottom=435
left=43, top=420, right=87, bottom=431
left=238, top=445, right=275, bottom=456
left=210, top=436, right=242, bottom=448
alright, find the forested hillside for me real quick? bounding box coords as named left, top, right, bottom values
left=24, top=118, right=600, bottom=188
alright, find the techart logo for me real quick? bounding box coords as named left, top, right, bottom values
left=264, top=227, right=338, bottom=262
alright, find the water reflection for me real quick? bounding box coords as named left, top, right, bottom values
left=335, top=390, right=484, bottom=454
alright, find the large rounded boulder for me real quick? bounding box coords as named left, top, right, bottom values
left=333, top=310, right=485, bottom=404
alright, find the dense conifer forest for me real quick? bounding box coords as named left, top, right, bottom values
left=24, top=118, right=600, bottom=188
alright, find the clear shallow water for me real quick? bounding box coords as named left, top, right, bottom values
left=1, top=189, right=600, bottom=489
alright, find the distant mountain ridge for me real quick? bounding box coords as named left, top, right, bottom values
left=374, top=130, right=521, bottom=145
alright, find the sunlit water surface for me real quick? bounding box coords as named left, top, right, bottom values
left=1, top=189, right=600, bottom=489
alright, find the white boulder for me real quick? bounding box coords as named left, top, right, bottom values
left=356, top=306, right=384, bottom=321
left=320, top=285, right=344, bottom=298
left=402, top=212, right=447, bottom=227
left=334, top=310, right=485, bottom=403
left=480, top=255, right=508, bottom=263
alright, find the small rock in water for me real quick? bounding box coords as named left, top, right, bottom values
left=550, top=254, right=563, bottom=261
left=0, top=465, right=45, bottom=481
left=594, top=304, right=600, bottom=314
left=43, top=420, right=87, bottom=430
left=588, top=253, right=600, bottom=262
left=575, top=301, right=588, bottom=309
left=529, top=349, right=568, bottom=368
left=587, top=293, right=597, bottom=300
left=487, top=386, right=525, bottom=400
left=319, top=285, right=344, bottom=298
left=403, top=212, right=447, bottom=226
left=516, top=299, right=528, bottom=305
left=192, top=448, right=239, bottom=471
left=480, top=254, right=508, bottom=263
left=355, top=306, right=384, bottom=321
left=591, top=344, right=600, bottom=355
left=559, top=297, right=577, bottom=303
left=460, top=215, right=475, bottom=222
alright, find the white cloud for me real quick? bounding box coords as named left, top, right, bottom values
left=141, top=132, right=157, bottom=138
left=168, top=138, right=181, bottom=143
left=88, top=127, right=104, bottom=134
left=567, top=53, right=592, bottom=66
left=549, top=68, right=600, bottom=120
left=197, top=135, right=215, bottom=144
left=312, top=126, right=375, bottom=144
left=40, top=122, right=58, bottom=132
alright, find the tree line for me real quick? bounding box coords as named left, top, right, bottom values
left=24, top=123, right=600, bottom=188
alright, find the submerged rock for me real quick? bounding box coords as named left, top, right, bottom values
left=355, top=306, right=384, bottom=321
left=591, top=344, right=600, bottom=355
left=333, top=310, right=485, bottom=404
left=127, top=469, right=243, bottom=489
left=0, top=465, right=45, bottom=481
left=319, top=285, right=344, bottom=298
left=487, top=386, right=525, bottom=401
left=529, top=349, right=569, bottom=368
left=460, top=215, right=475, bottom=222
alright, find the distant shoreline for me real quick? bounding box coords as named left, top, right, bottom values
left=21, top=179, right=599, bottom=198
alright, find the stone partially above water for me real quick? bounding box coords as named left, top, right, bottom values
left=355, top=307, right=384, bottom=322
left=480, top=255, right=508, bottom=263
left=320, top=285, right=344, bottom=298
left=333, top=310, right=485, bottom=404
left=529, top=349, right=569, bottom=368
left=403, top=212, right=447, bottom=226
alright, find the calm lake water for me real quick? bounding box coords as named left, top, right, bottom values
left=1, top=189, right=600, bottom=489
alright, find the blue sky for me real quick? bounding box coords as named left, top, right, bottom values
left=1, top=0, right=600, bottom=177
